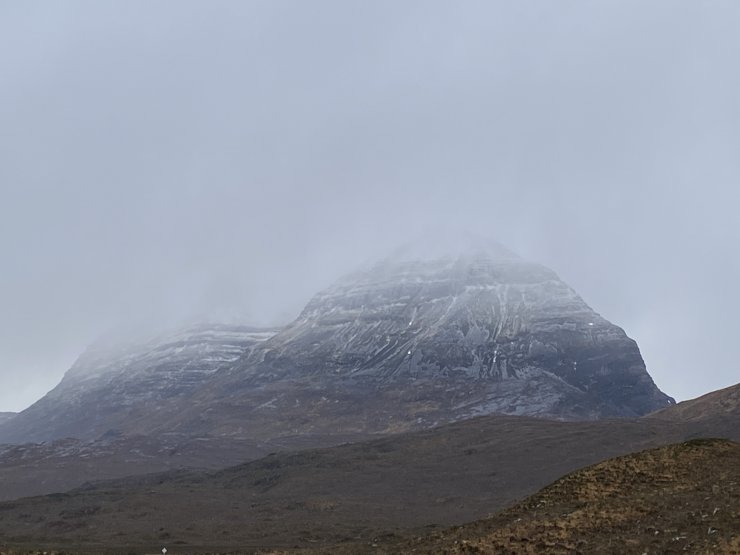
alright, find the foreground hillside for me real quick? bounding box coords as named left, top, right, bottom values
left=650, top=382, right=740, bottom=432
left=357, top=439, right=740, bottom=555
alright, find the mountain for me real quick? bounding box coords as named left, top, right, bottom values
left=0, top=413, right=14, bottom=425
left=0, top=238, right=672, bottom=445
left=0, top=324, right=280, bottom=444
left=166, top=238, right=672, bottom=438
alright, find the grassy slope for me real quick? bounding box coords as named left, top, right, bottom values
left=293, top=439, right=740, bottom=555
left=0, top=382, right=738, bottom=553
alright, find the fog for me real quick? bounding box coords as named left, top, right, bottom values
left=1, top=1, right=739, bottom=411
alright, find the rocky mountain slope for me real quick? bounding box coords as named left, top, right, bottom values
left=0, top=413, right=14, bottom=425
left=166, top=240, right=673, bottom=438
left=0, top=324, right=279, bottom=444
left=0, top=239, right=672, bottom=446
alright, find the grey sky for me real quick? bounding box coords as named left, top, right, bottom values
left=1, top=1, right=739, bottom=411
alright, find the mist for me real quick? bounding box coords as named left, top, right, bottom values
left=1, top=1, right=739, bottom=411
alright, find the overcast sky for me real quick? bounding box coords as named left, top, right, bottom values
left=1, top=1, right=739, bottom=412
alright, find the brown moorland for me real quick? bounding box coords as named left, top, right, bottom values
left=0, top=383, right=737, bottom=553
left=285, top=438, right=740, bottom=555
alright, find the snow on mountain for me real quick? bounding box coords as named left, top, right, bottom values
left=0, top=323, right=279, bottom=443
left=0, top=238, right=674, bottom=444
left=170, top=240, right=674, bottom=437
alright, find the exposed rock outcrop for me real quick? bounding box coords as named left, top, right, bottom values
left=0, top=238, right=673, bottom=444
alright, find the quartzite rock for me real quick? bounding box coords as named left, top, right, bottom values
left=0, top=239, right=674, bottom=444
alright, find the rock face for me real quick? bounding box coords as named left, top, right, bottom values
left=0, top=324, right=279, bottom=444
left=0, top=239, right=673, bottom=444
left=192, top=239, right=672, bottom=437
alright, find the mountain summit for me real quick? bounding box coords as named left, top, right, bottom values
left=202, top=238, right=673, bottom=433
left=0, top=239, right=673, bottom=444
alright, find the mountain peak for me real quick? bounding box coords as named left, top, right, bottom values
left=330, top=234, right=540, bottom=297
left=381, top=232, right=521, bottom=266
left=247, top=238, right=674, bottom=429
left=0, top=240, right=673, bottom=444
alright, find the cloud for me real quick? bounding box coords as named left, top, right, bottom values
left=1, top=1, right=738, bottom=410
